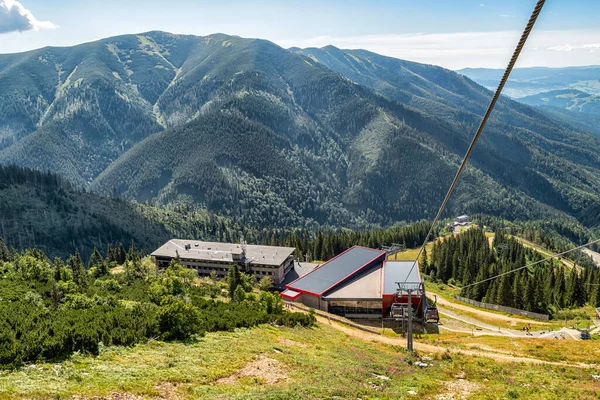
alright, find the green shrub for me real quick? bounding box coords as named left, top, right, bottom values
left=157, top=301, right=204, bottom=340
left=554, top=309, right=591, bottom=321
left=97, top=279, right=122, bottom=292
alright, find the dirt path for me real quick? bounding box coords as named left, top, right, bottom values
left=432, top=292, right=548, bottom=326
left=314, top=316, right=596, bottom=368
left=438, top=325, right=515, bottom=338
left=439, top=311, right=521, bottom=337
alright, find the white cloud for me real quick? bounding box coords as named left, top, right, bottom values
left=0, top=0, right=57, bottom=34
left=547, top=43, right=600, bottom=52
left=275, top=29, right=600, bottom=69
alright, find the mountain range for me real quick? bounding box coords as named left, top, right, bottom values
left=1, top=31, right=600, bottom=232
left=518, top=89, right=600, bottom=114
left=459, top=65, right=600, bottom=99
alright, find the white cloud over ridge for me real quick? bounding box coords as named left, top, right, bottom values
left=0, top=0, right=56, bottom=34
left=276, top=29, right=600, bottom=69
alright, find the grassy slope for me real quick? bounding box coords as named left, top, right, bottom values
left=1, top=323, right=599, bottom=399
left=426, top=280, right=597, bottom=331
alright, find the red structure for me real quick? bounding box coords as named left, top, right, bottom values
left=281, top=246, right=426, bottom=319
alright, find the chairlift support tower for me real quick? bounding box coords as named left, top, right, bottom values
left=394, top=281, right=425, bottom=352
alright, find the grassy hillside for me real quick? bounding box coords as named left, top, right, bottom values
left=3, top=322, right=600, bottom=399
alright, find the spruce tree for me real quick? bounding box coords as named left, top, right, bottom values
left=89, top=247, right=109, bottom=277
left=496, top=271, right=514, bottom=307
left=53, top=257, right=65, bottom=282
left=0, top=236, right=10, bottom=262
left=313, top=232, right=323, bottom=261
left=523, top=276, right=535, bottom=311
left=117, top=243, right=127, bottom=264
left=568, top=268, right=586, bottom=307
left=420, top=246, right=429, bottom=274
left=227, top=264, right=242, bottom=300
left=67, top=251, right=87, bottom=288
left=512, top=271, right=524, bottom=310
left=554, top=269, right=566, bottom=308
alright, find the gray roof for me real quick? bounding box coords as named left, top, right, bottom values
left=276, top=262, right=319, bottom=290
left=151, top=239, right=295, bottom=267
left=383, top=260, right=421, bottom=294
left=323, top=264, right=382, bottom=300
left=287, top=246, right=386, bottom=295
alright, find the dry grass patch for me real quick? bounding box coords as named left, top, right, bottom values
left=71, top=394, right=145, bottom=400
left=216, top=354, right=288, bottom=385
left=437, top=379, right=481, bottom=400
left=277, top=338, right=307, bottom=348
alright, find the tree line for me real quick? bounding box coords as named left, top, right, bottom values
left=425, top=229, right=600, bottom=316
left=263, top=221, right=433, bottom=261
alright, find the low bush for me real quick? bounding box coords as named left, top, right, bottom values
left=554, top=309, right=591, bottom=321
left=0, top=251, right=315, bottom=370
left=157, top=301, right=203, bottom=340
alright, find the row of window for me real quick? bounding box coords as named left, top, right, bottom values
left=179, top=258, right=281, bottom=269
left=184, top=263, right=275, bottom=276
left=328, top=306, right=382, bottom=315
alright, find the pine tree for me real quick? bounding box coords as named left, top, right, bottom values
left=117, top=243, right=127, bottom=264
left=420, top=246, right=429, bottom=274
left=89, top=247, right=109, bottom=277
left=0, top=236, right=10, bottom=262
left=496, top=273, right=514, bottom=307
left=67, top=251, right=87, bottom=288
left=512, top=271, right=524, bottom=310
left=227, top=264, right=242, bottom=300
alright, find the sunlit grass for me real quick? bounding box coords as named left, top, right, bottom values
left=0, top=322, right=599, bottom=399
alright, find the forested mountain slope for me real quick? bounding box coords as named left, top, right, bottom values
left=292, top=46, right=600, bottom=226
left=0, top=165, right=239, bottom=259
left=1, top=32, right=600, bottom=229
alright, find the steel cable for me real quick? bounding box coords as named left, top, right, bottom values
left=399, top=0, right=547, bottom=288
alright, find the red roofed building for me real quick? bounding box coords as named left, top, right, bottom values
left=281, top=246, right=426, bottom=319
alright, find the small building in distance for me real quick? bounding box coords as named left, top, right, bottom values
left=456, top=215, right=469, bottom=224
left=151, top=239, right=295, bottom=284
left=452, top=215, right=472, bottom=233
left=281, top=246, right=426, bottom=319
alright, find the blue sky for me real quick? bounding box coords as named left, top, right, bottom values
left=1, top=0, right=600, bottom=69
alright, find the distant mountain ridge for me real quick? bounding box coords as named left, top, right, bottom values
left=458, top=65, right=600, bottom=98
left=1, top=32, right=600, bottom=230
left=519, top=89, right=600, bottom=114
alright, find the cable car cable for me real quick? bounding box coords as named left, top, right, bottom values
left=400, top=0, right=547, bottom=287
